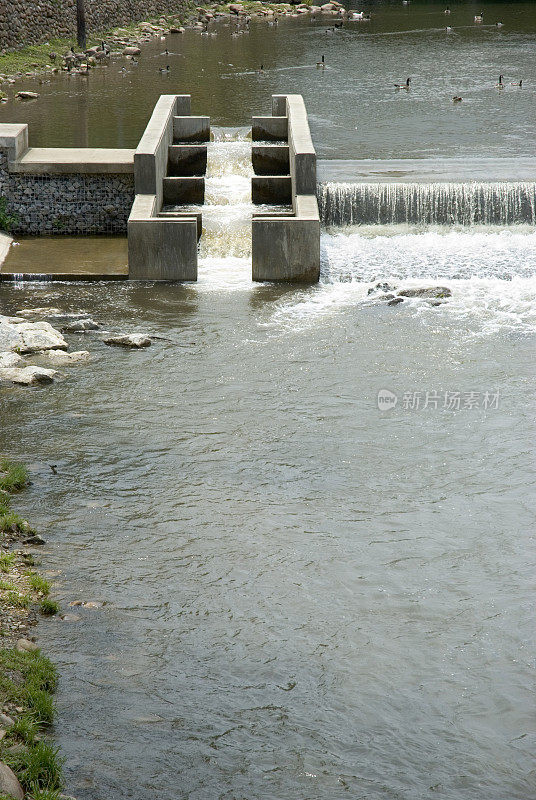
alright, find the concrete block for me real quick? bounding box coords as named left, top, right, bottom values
left=252, top=116, right=288, bottom=142
left=252, top=145, right=290, bottom=176
left=163, top=177, right=205, bottom=205
left=252, top=176, right=292, bottom=205
left=128, top=218, right=198, bottom=280
left=168, top=145, right=207, bottom=176
left=173, top=117, right=210, bottom=143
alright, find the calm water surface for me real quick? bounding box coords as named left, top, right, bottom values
left=0, top=1, right=535, bottom=158
left=0, top=2, right=535, bottom=799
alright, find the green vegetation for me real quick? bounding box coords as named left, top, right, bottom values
left=5, top=590, right=32, bottom=609
left=39, top=599, right=59, bottom=616
left=0, top=460, right=29, bottom=493
left=0, top=197, right=18, bottom=233
left=0, top=551, right=16, bottom=572
left=5, top=741, right=64, bottom=792
left=26, top=572, right=51, bottom=596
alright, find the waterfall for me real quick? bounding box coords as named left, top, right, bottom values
left=318, top=181, right=536, bottom=226
left=200, top=128, right=253, bottom=260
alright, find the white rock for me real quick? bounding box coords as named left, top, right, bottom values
left=16, top=90, right=39, bottom=99
left=0, top=714, right=14, bottom=728
left=103, top=334, right=151, bottom=348
left=61, top=318, right=99, bottom=333
left=123, top=46, right=141, bottom=55
left=0, top=352, right=22, bottom=368
left=16, top=637, right=39, bottom=652
left=0, top=762, right=24, bottom=800
left=17, top=321, right=67, bottom=353
left=16, top=307, right=62, bottom=318
left=42, top=349, right=91, bottom=365
left=0, top=366, right=57, bottom=385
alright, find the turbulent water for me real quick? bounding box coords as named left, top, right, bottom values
left=318, top=181, right=536, bottom=225
left=1, top=2, right=535, bottom=799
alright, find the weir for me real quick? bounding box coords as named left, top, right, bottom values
left=0, top=92, right=321, bottom=283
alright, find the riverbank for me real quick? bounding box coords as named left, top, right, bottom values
left=0, top=0, right=333, bottom=88
left=0, top=460, right=65, bottom=800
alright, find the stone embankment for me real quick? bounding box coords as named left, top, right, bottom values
left=0, top=0, right=347, bottom=87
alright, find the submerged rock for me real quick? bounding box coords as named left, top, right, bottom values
left=0, top=762, right=24, bottom=799
left=103, top=334, right=151, bottom=348
left=123, top=46, right=141, bottom=55
left=367, top=282, right=397, bottom=296
left=61, top=319, right=100, bottom=333
left=15, top=307, right=62, bottom=318
left=398, top=286, right=452, bottom=299
left=387, top=297, right=405, bottom=306
left=15, top=90, right=39, bottom=100
left=42, top=349, right=91, bottom=365
left=0, top=366, right=57, bottom=385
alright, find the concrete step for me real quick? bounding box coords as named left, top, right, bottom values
left=252, top=175, right=292, bottom=205
left=173, top=116, right=210, bottom=143
left=163, top=177, right=205, bottom=205
left=252, top=145, right=290, bottom=176
left=158, top=210, right=202, bottom=239
left=168, top=145, right=207, bottom=176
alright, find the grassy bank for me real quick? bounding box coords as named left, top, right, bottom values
left=0, top=460, right=63, bottom=800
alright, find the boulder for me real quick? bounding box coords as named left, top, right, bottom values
left=397, top=286, right=452, bottom=299
left=367, top=281, right=397, bottom=295
left=15, top=307, right=62, bottom=318
left=0, top=762, right=24, bottom=799
left=42, top=350, right=91, bottom=365
left=122, top=46, right=141, bottom=55
left=387, top=297, right=404, bottom=306
left=0, top=319, right=68, bottom=353
left=0, top=352, right=22, bottom=368
left=0, top=366, right=57, bottom=385
left=229, top=3, right=244, bottom=13
left=61, top=318, right=99, bottom=333
left=320, top=3, right=335, bottom=10
left=103, top=334, right=151, bottom=348
left=15, top=90, right=39, bottom=99
left=16, top=638, right=39, bottom=653
left=0, top=714, right=14, bottom=728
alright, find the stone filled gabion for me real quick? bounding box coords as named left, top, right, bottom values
left=0, top=151, right=134, bottom=235
left=0, top=0, right=179, bottom=51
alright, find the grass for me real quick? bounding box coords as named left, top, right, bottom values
left=26, top=572, right=51, bottom=596
left=0, top=551, right=16, bottom=572
left=0, top=460, right=29, bottom=493
left=30, top=788, right=63, bottom=800
left=8, top=713, right=40, bottom=745
left=5, top=590, right=32, bottom=609
left=39, top=599, right=59, bottom=616
left=3, top=741, right=64, bottom=792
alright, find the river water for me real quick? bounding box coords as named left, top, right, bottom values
left=1, top=2, right=535, bottom=799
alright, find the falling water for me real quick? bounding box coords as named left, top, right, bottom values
left=318, top=181, right=536, bottom=226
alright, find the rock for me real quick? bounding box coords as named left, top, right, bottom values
left=387, top=297, right=405, bottom=306
left=15, top=90, right=39, bottom=100
left=103, top=334, right=151, bottom=348
left=82, top=601, right=102, bottom=609
left=0, top=366, right=57, bottom=385
left=0, top=714, right=14, bottom=728
left=22, top=533, right=46, bottom=545
left=0, top=762, right=24, bottom=799
left=0, top=352, right=22, bottom=368
left=42, top=349, right=91, bottom=365
left=61, top=319, right=99, bottom=333
left=397, top=286, right=452, bottom=299
left=61, top=613, right=81, bottom=622
left=367, top=281, right=397, bottom=295
left=16, top=638, right=39, bottom=653
left=229, top=3, right=244, bottom=13
left=15, top=307, right=62, bottom=318
left=0, top=319, right=68, bottom=353
left=320, top=2, right=335, bottom=10
left=122, top=46, right=141, bottom=55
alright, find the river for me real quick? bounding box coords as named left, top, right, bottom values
left=0, top=2, right=535, bottom=798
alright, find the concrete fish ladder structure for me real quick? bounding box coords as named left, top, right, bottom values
left=0, top=93, right=321, bottom=283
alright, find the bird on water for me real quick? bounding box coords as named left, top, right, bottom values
left=316, top=54, right=326, bottom=68
left=395, top=77, right=411, bottom=89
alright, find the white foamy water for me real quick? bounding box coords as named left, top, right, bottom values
left=269, top=225, right=536, bottom=334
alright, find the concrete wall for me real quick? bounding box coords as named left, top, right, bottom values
left=252, top=94, right=320, bottom=283
left=0, top=0, right=185, bottom=52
